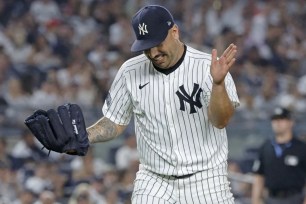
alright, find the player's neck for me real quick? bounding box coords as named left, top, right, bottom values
left=175, top=42, right=185, bottom=64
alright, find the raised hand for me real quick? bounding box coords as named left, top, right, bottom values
left=210, top=44, right=237, bottom=85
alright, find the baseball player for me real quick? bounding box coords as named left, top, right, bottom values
left=25, top=5, right=240, bottom=204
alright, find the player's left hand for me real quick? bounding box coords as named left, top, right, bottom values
left=210, top=43, right=237, bottom=85
left=24, top=103, right=90, bottom=156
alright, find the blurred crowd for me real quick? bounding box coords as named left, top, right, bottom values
left=0, top=0, right=306, bottom=203
left=0, top=128, right=139, bottom=204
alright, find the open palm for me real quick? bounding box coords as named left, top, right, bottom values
left=210, top=44, right=237, bottom=85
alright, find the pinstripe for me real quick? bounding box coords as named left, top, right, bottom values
left=104, top=73, right=132, bottom=124
left=217, top=165, right=223, bottom=203
left=163, top=79, right=174, bottom=176
left=199, top=168, right=209, bottom=204
left=173, top=69, right=188, bottom=174
left=136, top=172, right=146, bottom=204
left=181, top=55, right=194, bottom=171
left=152, top=71, right=158, bottom=169
left=133, top=168, right=176, bottom=204
left=166, top=176, right=176, bottom=203
left=193, top=174, right=202, bottom=203
left=156, top=74, right=166, bottom=172
left=188, top=57, right=203, bottom=167
left=184, top=177, right=193, bottom=204
left=103, top=46, right=239, bottom=203
left=149, top=180, right=159, bottom=198
left=192, top=59, right=204, bottom=171
left=159, top=176, right=170, bottom=201
left=153, top=180, right=164, bottom=198
left=205, top=168, right=213, bottom=202
left=182, top=57, right=197, bottom=172
left=214, top=165, right=221, bottom=203
left=221, top=166, right=229, bottom=202
left=169, top=70, right=183, bottom=175
left=133, top=163, right=234, bottom=203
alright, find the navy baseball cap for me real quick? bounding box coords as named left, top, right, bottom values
left=271, top=107, right=292, bottom=120
left=131, top=5, right=174, bottom=52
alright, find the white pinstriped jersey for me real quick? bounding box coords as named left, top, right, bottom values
left=102, top=46, right=240, bottom=176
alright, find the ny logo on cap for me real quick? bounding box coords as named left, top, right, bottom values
left=138, top=23, right=148, bottom=35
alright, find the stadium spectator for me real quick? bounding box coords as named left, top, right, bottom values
left=34, top=190, right=60, bottom=204
left=0, top=160, right=19, bottom=203
left=70, top=147, right=111, bottom=184
left=0, top=137, right=13, bottom=167
left=12, top=189, right=36, bottom=204
left=24, top=162, right=53, bottom=196
left=11, top=129, right=49, bottom=167
left=30, top=0, right=61, bottom=25
left=68, top=183, right=96, bottom=204
left=115, top=133, right=139, bottom=170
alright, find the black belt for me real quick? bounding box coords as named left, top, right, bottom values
left=269, top=189, right=302, bottom=198
left=170, top=173, right=195, bottom=179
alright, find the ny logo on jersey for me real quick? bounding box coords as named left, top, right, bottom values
left=176, top=83, right=203, bottom=114
left=138, top=23, right=148, bottom=35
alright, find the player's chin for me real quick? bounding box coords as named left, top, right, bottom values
left=153, top=62, right=166, bottom=68
left=152, top=59, right=169, bottom=69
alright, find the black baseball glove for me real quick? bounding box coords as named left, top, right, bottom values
left=24, top=104, right=89, bottom=156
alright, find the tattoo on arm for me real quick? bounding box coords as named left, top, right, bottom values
left=87, top=117, right=118, bottom=143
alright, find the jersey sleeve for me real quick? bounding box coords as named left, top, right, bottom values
left=203, top=72, right=240, bottom=108
left=102, top=65, right=133, bottom=125
left=224, top=73, right=240, bottom=108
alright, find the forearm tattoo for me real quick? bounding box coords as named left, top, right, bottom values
left=87, top=117, right=118, bottom=143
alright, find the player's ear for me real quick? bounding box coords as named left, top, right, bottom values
left=171, top=24, right=180, bottom=39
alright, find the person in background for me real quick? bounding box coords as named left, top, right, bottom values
left=0, top=161, right=19, bottom=203
left=0, top=137, right=13, bottom=168
left=252, top=107, right=306, bottom=204
left=115, top=133, right=139, bottom=170
left=12, top=189, right=36, bottom=204
left=34, top=190, right=60, bottom=204
left=11, top=129, right=49, bottom=165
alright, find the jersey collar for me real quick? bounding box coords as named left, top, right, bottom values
left=153, top=44, right=187, bottom=75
